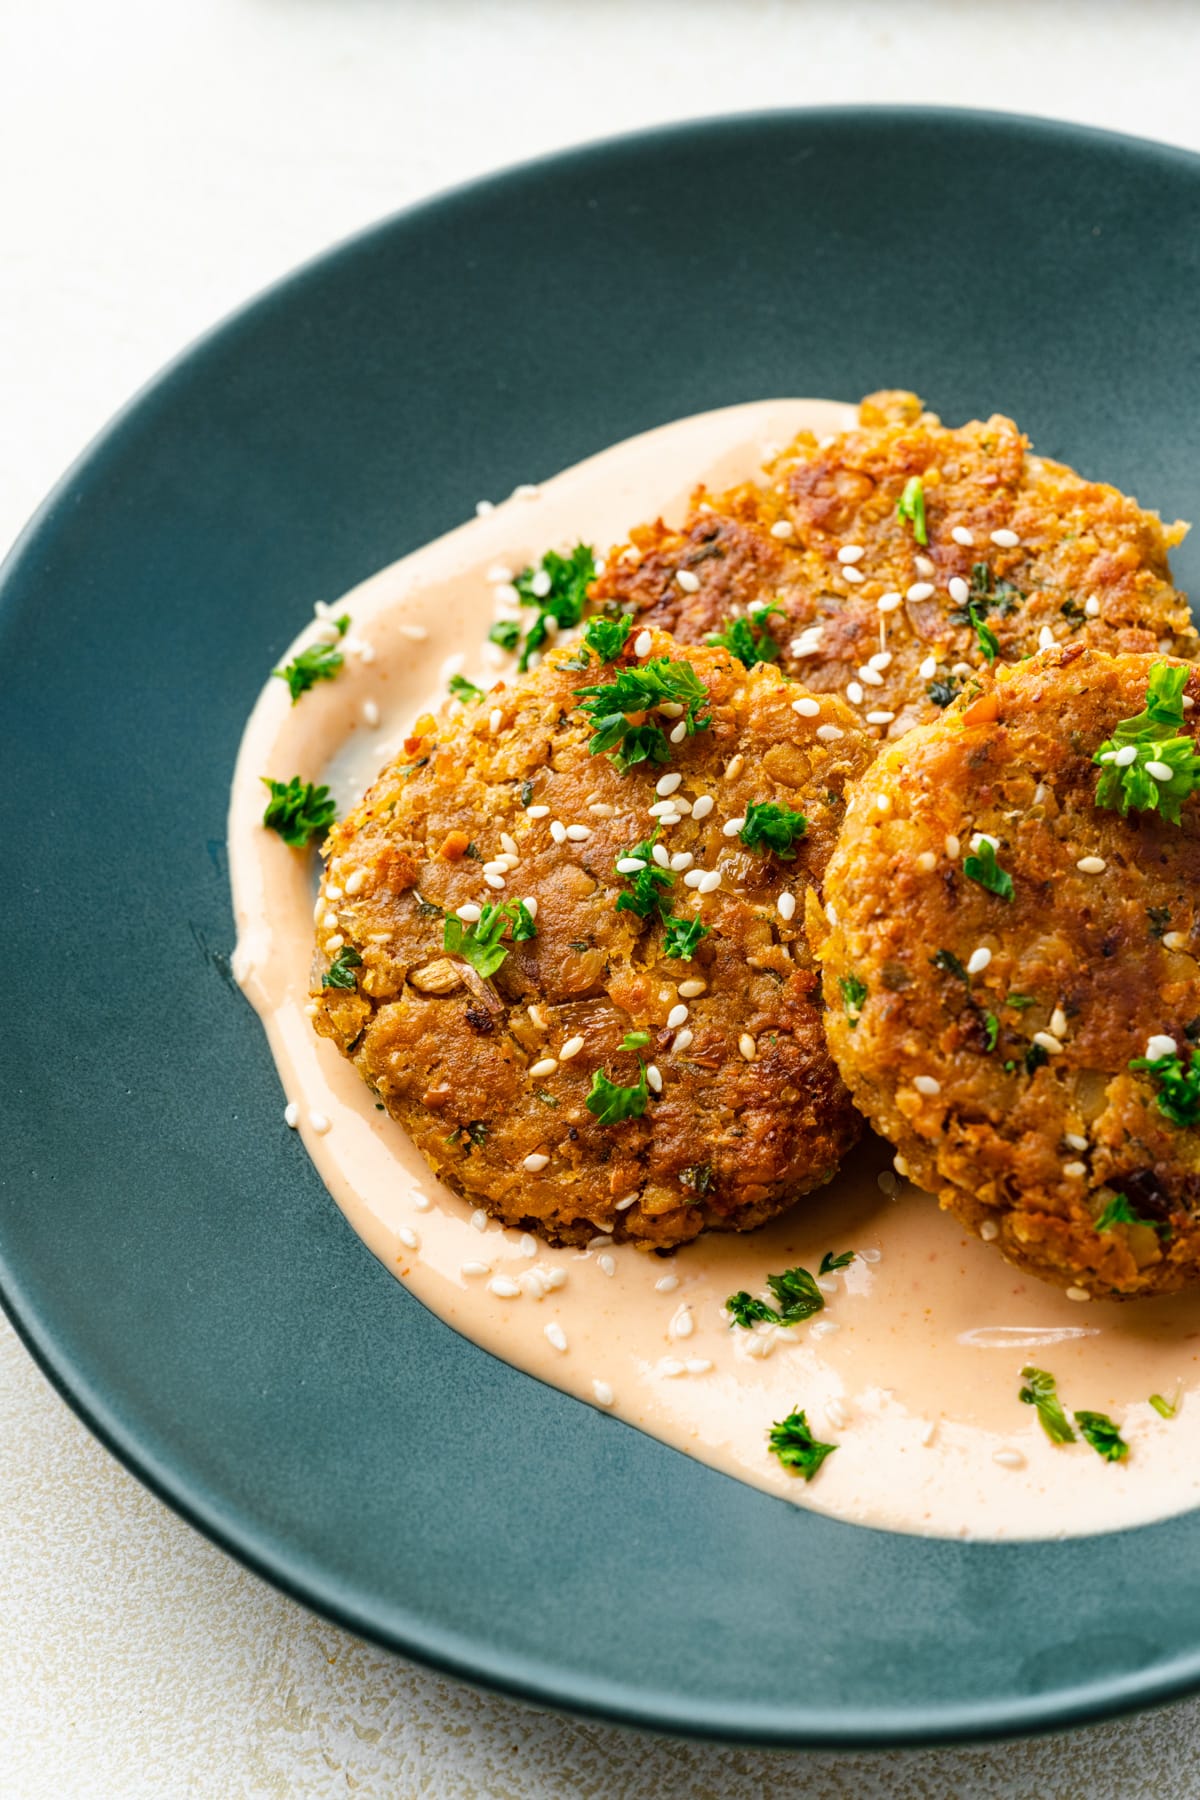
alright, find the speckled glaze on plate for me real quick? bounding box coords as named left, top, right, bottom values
left=3, top=109, right=1200, bottom=1747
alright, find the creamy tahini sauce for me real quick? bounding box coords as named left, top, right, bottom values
left=229, top=400, right=1200, bottom=1539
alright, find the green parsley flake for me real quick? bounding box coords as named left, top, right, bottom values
left=739, top=800, right=808, bottom=860
left=615, top=835, right=674, bottom=921
left=1129, top=1047, right=1200, bottom=1128
left=927, top=673, right=964, bottom=709
left=1019, top=1365, right=1077, bottom=1445
left=582, top=613, right=633, bottom=661
left=322, top=945, right=363, bottom=990
left=274, top=623, right=349, bottom=702
left=680, top=1162, right=713, bottom=1195
left=261, top=775, right=337, bottom=848
left=767, top=1407, right=837, bottom=1482
left=1025, top=1041, right=1049, bottom=1075
left=725, top=1265, right=824, bottom=1330
left=661, top=914, right=711, bottom=960
left=931, top=948, right=969, bottom=983
left=1149, top=1393, right=1178, bottom=1420
left=896, top=475, right=928, bottom=545
left=586, top=1063, right=649, bottom=1126
left=963, top=837, right=1014, bottom=901
left=819, top=1250, right=855, bottom=1275
left=1094, top=1192, right=1164, bottom=1234
left=706, top=602, right=785, bottom=668
left=1074, top=1410, right=1129, bottom=1463
left=511, top=544, right=596, bottom=671
left=838, top=973, right=867, bottom=1028
left=448, top=673, right=485, bottom=705
left=443, top=899, right=537, bottom=980
left=575, top=656, right=711, bottom=772
left=969, top=602, right=1000, bottom=666
left=983, top=1012, right=1000, bottom=1051
left=488, top=618, right=522, bottom=653
left=1094, top=662, right=1200, bottom=825
left=620, top=1030, right=651, bottom=1051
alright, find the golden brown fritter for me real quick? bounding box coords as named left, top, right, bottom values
left=810, top=645, right=1200, bottom=1299
left=589, top=391, right=1195, bottom=739
left=311, top=630, right=873, bottom=1248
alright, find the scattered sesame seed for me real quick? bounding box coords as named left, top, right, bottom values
left=1063, top=1161, right=1087, bottom=1178
left=616, top=857, right=647, bottom=874
left=947, top=576, right=969, bottom=605
left=615, top=1193, right=638, bottom=1211
left=1112, top=745, right=1138, bottom=768
left=598, top=1252, right=616, bottom=1276
left=682, top=869, right=704, bottom=888
left=1076, top=855, right=1106, bottom=874
left=878, top=591, right=903, bottom=613
left=847, top=680, right=865, bottom=705
left=1066, top=1287, right=1092, bottom=1303
left=499, top=831, right=518, bottom=856
left=670, top=852, right=693, bottom=872
left=874, top=793, right=891, bottom=814
left=678, top=979, right=706, bottom=998
left=1038, top=626, right=1056, bottom=651
left=1146, top=1033, right=1178, bottom=1060
left=559, top=1036, right=585, bottom=1061
left=841, top=565, right=865, bottom=585
left=686, top=1359, right=714, bottom=1375
left=475, top=500, right=495, bottom=517
left=529, top=568, right=552, bottom=599
left=790, top=628, right=826, bottom=658
left=550, top=820, right=568, bottom=845
left=980, top=1219, right=999, bottom=1241
left=647, top=844, right=669, bottom=870
left=397, top=1225, right=420, bottom=1251
left=656, top=772, right=683, bottom=797
left=661, top=1359, right=687, bottom=1377
left=838, top=544, right=865, bottom=564
left=916, top=850, right=936, bottom=872
left=456, top=903, right=483, bottom=922
left=738, top=1033, right=757, bottom=1061
left=967, top=947, right=992, bottom=974
left=914, top=554, right=936, bottom=577
left=816, top=723, right=844, bottom=742
left=770, top=519, right=795, bottom=540
left=667, top=1004, right=689, bottom=1029
left=792, top=696, right=821, bottom=719
left=1164, top=931, right=1189, bottom=951
left=776, top=891, right=797, bottom=923
left=725, top=754, right=745, bottom=779
left=646, top=1064, right=663, bottom=1094
left=919, top=654, right=938, bottom=680
left=484, top=871, right=506, bottom=890
left=991, top=528, right=1019, bottom=548
left=461, top=1261, right=490, bottom=1278
left=344, top=869, right=367, bottom=898
left=722, top=816, right=745, bottom=837
left=488, top=1275, right=521, bottom=1298
left=529, top=1058, right=558, bottom=1079
left=633, top=629, right=653, bottom=657
left=970, top=832, right=997, bottom=852
left=647, top=800, right=677, bottom=820
left=1032, top=1031, right=1064, bottom=1055
left=592, top=1379, right=615, bottom=1406
left=1049, top=1007, right=1068, bottom=1039
left=672, top=1028, right=694, bottom=1053
left=398, top=622, right=429, bottom=641
left=669, top=720, right=688, bottom=744
left=992, top=1448, right=1025, bottom=1469
left=697, top=870, right=721, bottom=894
left=913, top=1075, right=941, bottom=1096
left=867, top=710, right=896, bottom=725
left=691, top=795, right=714, bottom=820
left=906, top=581, right=935, bottom=602
left=523, top=1152, right=550, bottom=1173
left=675, top=569, right=701, bottom=593
left=565, top=824, right=591, bottom=841
left=493, top=582, right=520, bottom=606
left=1146, top=759, right=1175, bottom=782
left=284, top=1102, right=300, bottom=1128
left=471, top=1209, right=489, bottom=1232
left=951, top=526, right=974, bottom=547
left=309, top=1111, right=331, bottom=1135
left=544, top=1322, right=568, bottom=1352
left=671, top=1306, right=694, bottom=1339
left=1085, top=595, right=1100, bottom=617
left=545, top=1268, right=567, bottom=1289
left=826, top=1398, right=849, bottom=1430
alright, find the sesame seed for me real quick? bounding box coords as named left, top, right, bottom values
left=492, top=582, right=520, bottom=606
left=523, top=1152, right=550, bottom=1172
left=565, top=824, right=591, bottom=841
left=841, top=565, right=865, bottom=584
left=919, top=655, right=938, bottom=680
left=523, top=896, right=538, bottom=918
left=461, top=1261, right=490, bottom=1278
left=544, top=1322, right=568, bottom=1352
left=790, top=628, right=825, bottom=657
left=1049, top=1007, right=1068, bottom=1039
left=670, top=852, right=693, bottom=872
left=1146, top=760, right=1175, bottom=782
left=550, top=820, right=568, bottom=844
left=948, top=576, right=969, bottom=605
left=951, top=525, right=974, bottom=547
left=826, top=1398, right=849, bottom=1430
left=471, top=1209, right=489, bottom=1232
left=1085, top=595, right=1100, bottom=616
left=456, top=903, right=483, bottom=922
left=686, top=1359, right=714, bottom=1375
left=634, top=629, right=653, bottom=656
left=722, top=816, right=745, bottom=837
left=1066, top=1287, right=1092, bottom=1303
left=669, top=721, right=688, bottom=744
left=512, top=482, right=541, bottom=501
left=913, top=1075, right=941, bottom=1096
left=838, top=544, right=865, bottom=564
left=672, top=1028, right=694, bottom=1053
left=655, top=1275, right=680, bottom=1297
left=661, top=1359, right=686, bottom=1377
left=559, top=1036, right=585, bottom=1061
left=991, top=528, right=1019, bottom=548
left=691, top=795, right=714, bottom=820
left=907, top=581, right=935, bottom=602
left=484, top=871, right=506, bottom=890
left=656, top=772, right=683, bottom=797
left=592, top=1379, right=615, bottom=1406
left=970, top=832, right=996, bottom=852
left=1064, top=1133, right=1088, bottom=1152
left=875, top=793, right=891, bottom=814
left=646, top=1064, right=663, bottom=1093
left=475, top=499, right=495, bottom=517
left=792, top=696, right=821, bottom=719
left=529, top=1058, right=558, bottom=1079
left=769, top=893, right=794, bottom=927
left=1146, top=1033, right=1178, bottom=1060
left=398, top=622, right=430, bottom=643
left=992, top=1449, right=1025, bottom=1469
left=980, top=1219, right=999, bottom=1241
left=321, top=911, right=338, bottom=933
left=398, top=1225, right=420, bottom=1251
left=616, top=857, right=647, bottom=874
left=519, top=1234, right=538, bottom=1257
left=967, top=947, right=992, bottom=974
left=682, top=869, right=704, bottom=888
left=500, top=831, right=519, bottom=856
left=916, top=850, right=936, bottom=872
left=675, top=570, right=701, bottom=593
left=489, top=1276, right=521, bottom=1298
left=649, top=844, right=670, bottom=869
left=859, top=665, right=885, bottom=687
left=770, top=519, right=795, bottom=540
left=1032, top=1031, right=1063, bottom=1055
left=647, top=801, right=677, bottom=819
left=545, top=1268, right=567, bottom=1289
left=615, top=1193, right=638, bottom=1211
left=667, top=1004, right=689, bottom=1029
left=284, top=1102, right=300, bottom=1128
left=1164, top=931, right=1189, bottom=951
left=344, top=869, right=367, bottom=897
left=739, top=1033, right=757, bottom=1061
left=527, top=804, right=550, bottom=819
left=1112, top=745, right=1138, bottom=767
left=868, top=710, right=896, bottom=725
left=309, top=1111, right=331, bottom=1134
left=725, top=754, right=745, bottom=779
left=1063, top=1162, right=1086, bottom=1178
left=482, top=859, right=508, bottom=878
left=847, top=681, right=865, bottom=705
left=1038, top=626, right=1056, bottom=651
left=1076, top=856, right=1106, bottom=874
left=816, top=723, right=844, bottom=742
left=521, top=1270, right=547, bottom=1299
left=697, top=870, right=721, bottom=894
left=878, top=591, right=903, bottom=613
left=671, top=1307, right=695, bottom=1339
left=914, top=554, right=935, bottom=577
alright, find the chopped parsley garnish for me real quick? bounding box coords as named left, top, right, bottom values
left=586, top=1063, right=649, bottom=1125
left=1129, top=1047, right=1200, bottom=1128
left=957, top=562, right=1021, bottom=625
left=662, top=914, right=711, bottom=960
left=1150, top=1393, right=1178, bottom=1420
left=983, top=1012, right=1000, bottom=1051
left=322, top=945, right=363, bottom=990
left=1074, top=1410, right=1129, bottom=1463
left=680, top=1162, right=713, bottom=1195
left=1094, top=662, right=1200, bottom=825
left=1019, top=1366, right=1076, bottom=1445
left=819, top=1250, right=855, bottom=1275
left=839, top=973, right=867, bottom=1027
left=931, top=948, right=969, bottom=983
left=963, top=837, right=1014, bottom=901
left=620, top=1030, right=651, bottom=1050
left=1025, top=1042, right=1049, bottom=1075
left=448, top=673, right=485, bottom=704
left=512, top=543, right=596, bottom=670
left=1147, top=906, right=1172, bottom=939
left=575, top=656, right=711, bottom=772
left=274, top=623, right=349, bottom=702
left=1094, top=1192, right=1161, bottom=1234
left=767, top=1407, right=837, bottom=1482
left=927, top=673, right=964, bottom=709
left=445, top=1119, right=489, bottom=1149
left=896, top=475, right=927, bottom=545
left=726, top=1265, right=824, bottom=1329
left=706, top=602, right=785, bottom=668
left=739, top=800, right=808, bottom=859
left=1005, top=993, right=1036, bottom=1010
left=488, top=618, right=522, bottom=653
left=969, top=603, right=1000, bottom=666
left=582, top=612, right=633, bottom=661
left=443, top=899, right=537, bottom=980
left=615, top=835, right=674, bottom=920
left=261, top=775, right=337, bottom=848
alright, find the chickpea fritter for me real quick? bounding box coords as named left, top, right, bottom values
left=811, top=646, right=1200, bottom=1299
left=589, top=390, right=1195, bottom=739
left=312, top=630, right=873, bottom=1248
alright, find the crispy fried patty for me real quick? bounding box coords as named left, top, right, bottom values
left=311, top=630, right=873, bottom=1248
left=811, top=645, right=1200, bottom=1298
left=589, top=390, right=1195, bottom=739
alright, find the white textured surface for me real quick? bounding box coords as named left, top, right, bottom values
left=6, top=3, right=1200, bottom=1793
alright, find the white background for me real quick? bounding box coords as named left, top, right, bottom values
left=4, top=3, right=1200, bottom=1793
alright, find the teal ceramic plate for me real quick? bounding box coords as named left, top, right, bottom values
left=4, top=110, right=1200, bottom=1747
